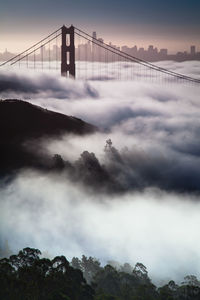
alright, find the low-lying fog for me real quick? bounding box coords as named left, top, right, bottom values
left=1, top=61, right=200, bottom=284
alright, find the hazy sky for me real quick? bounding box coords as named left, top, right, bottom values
left=1, top=0, right=200, bottom=53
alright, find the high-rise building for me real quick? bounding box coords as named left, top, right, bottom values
left=148, top=45, right=154, bottom=53
left=92, top=32, right=98, bottom=59
left=160, top=49, right=168, bottom=56
left=92, top=32, right=97, bottom=40
left=40, top=45, right=46, bottom=59
left=98, top=38, right=104, bottom=43
left=190, top=45, right=196, bottom=55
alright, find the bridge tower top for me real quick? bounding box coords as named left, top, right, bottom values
left=61, top=25, right=75, bottom=78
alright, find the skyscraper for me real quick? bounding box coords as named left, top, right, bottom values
left=92, top=32, right=97, bottom=40
left=190, top=45, right=196, bottom=55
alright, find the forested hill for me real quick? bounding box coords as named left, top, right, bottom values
left=1, top=247, right=200, bottom=300
left=0, top=99, right=97, bottom=174
left=0, top=99, right=96, bottom=142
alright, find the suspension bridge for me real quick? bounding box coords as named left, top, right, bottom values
left=1, top=25, right=200, bottom=85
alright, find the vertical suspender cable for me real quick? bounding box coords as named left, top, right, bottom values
left=56, top=34, right=58, bottom=70
left=49, top=40, right=50, bottom=69
left=41, top=45, right=43, bottom=69
left=34, top=49, right=35, bottom=69
left=26, top=52, right=28, bottom=68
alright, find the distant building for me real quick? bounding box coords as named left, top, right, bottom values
left=190, top=45, right=196, bottom=55
left=160, top=49, right=168, bottom=56
left=121, top=45, right=129, bottom=52
left=138, top=47, right=145, bottom=54
left=148, top=45, right=154, bottom=52
left=92, top=32, right=97, bottom=57
left=1, top=37, right=200, bottom=63
left=92, top=32, right=97, bottom=40
left=98, top=38, right=104, bottom=43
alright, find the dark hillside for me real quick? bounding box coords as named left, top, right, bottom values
left=0, top=99, right=97, bottom=174
left=0, top=99, right=96, bottom=142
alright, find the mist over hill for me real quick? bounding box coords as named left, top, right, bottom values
left=0, top=99, right=96, bottom=174
left=1, top=62, right=200, bottom=284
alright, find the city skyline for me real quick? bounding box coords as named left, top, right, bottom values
left=1, top=31, right=200, bottom=63
left=1, top=29, right=200, bottom=54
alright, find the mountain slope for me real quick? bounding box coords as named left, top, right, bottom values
left=0, top=99, right=97, bottom=174
left=0, top=99, right=96, bottom=142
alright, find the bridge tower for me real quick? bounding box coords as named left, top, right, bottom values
left=61, top=25, right=75, bottom=78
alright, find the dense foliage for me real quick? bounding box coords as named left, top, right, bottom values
left=1, top=247, right=200, bottom=300
left=0, top=248, right=94, bottom=300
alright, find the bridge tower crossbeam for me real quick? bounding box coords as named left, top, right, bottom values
left=61, top=25, right=75, bottom=78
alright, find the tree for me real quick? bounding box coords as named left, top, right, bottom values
left=0, top=248, right=95, bottom=300
left=71, top=255, right=102, bottom=284
left=133, top=262, right=150, bottom=284
left=52, top=154, right=65, bottom=169
left=92, top=265, right=121, bottom=296
left=71, top=257, right=82, bottom=270
left=119, top=262, right=133, bottom=274
left=182, top=275, right=200, bottom=287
